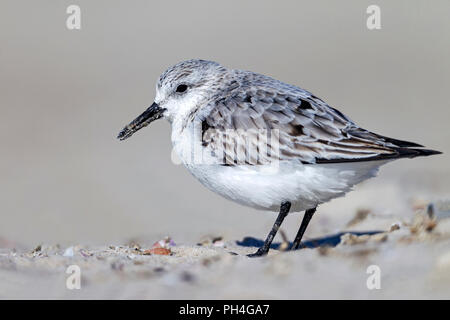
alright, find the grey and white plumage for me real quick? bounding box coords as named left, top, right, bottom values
left=118, top=59, right=440, bottom=213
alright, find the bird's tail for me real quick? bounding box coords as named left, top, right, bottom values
left=395, top=147, right=442, bottom=159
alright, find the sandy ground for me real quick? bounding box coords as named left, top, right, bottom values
left=1, top=198, right=450, bottom=299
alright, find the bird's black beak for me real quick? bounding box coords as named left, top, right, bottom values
left=117, top=102, right=165, bottom=141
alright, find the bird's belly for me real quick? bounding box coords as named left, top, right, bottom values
left=184, top=160, right=388, bottom=212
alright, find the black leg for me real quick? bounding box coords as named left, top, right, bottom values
left=248, top=201, right=291, bottom=257
left=291, top=207, right=316, bottom=250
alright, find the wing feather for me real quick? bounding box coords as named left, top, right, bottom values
left=197, top=72, right=434, bottom=165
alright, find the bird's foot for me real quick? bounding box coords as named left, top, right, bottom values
left=247, top=248, right=268, bottom=258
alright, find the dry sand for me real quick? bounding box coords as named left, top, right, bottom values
left=1, top=199, right=450, bottom=299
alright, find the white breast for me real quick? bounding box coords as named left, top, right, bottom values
left=171, top=119, right=389, bottom=212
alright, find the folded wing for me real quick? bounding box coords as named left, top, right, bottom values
left=199, top=76, right=440, bottom=165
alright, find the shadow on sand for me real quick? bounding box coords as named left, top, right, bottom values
left=236, top=230, right=383, bottom=250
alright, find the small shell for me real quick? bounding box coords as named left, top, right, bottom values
left=63, top=247, right=74, bottom=257
left=143, top=248, right=171, bottom=256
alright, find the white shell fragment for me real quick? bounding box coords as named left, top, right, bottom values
left=63, top=246, right=74, bottom=257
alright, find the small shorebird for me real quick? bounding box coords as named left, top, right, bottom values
left=118, top=59, right=441, bottom=257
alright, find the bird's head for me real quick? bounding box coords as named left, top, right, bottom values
left=117, top=59, right=227, bottom=141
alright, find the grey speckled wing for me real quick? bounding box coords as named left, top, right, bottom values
left=198, top=71, right=434, bottom=165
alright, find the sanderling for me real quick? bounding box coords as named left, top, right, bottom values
left=117, top=59, right=441, bottom=257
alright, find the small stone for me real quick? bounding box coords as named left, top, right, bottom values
left=127, top=240, right=141, bottom=250
left=31, top=245, right=42, bottom=253
left=389, top=223, right=401, bottom=232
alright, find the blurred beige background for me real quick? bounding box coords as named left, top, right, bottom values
left=0, top=0, right=449, bottom=248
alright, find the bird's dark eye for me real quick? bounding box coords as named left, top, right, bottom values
left=176, top=84, right=188, bottom=93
